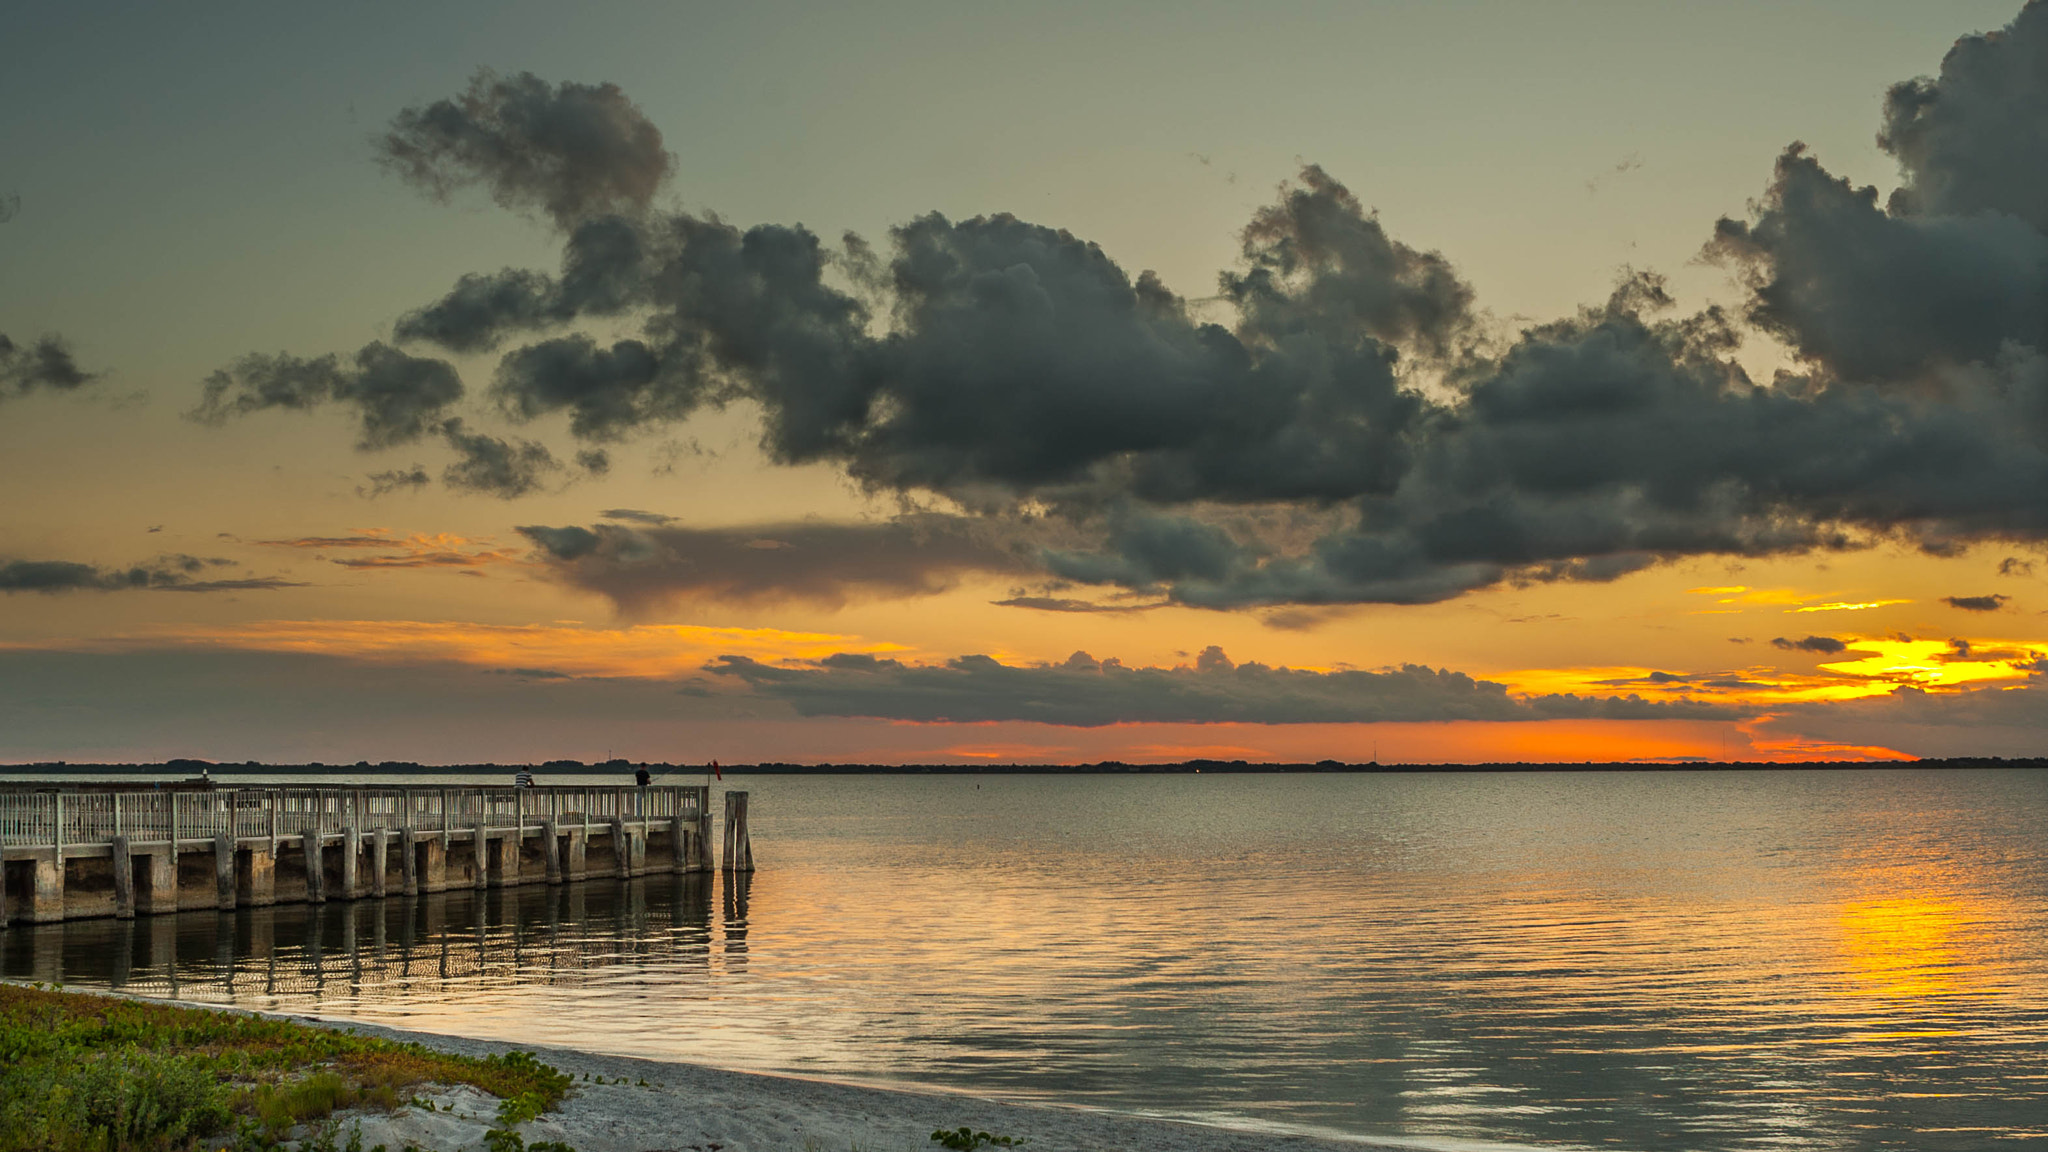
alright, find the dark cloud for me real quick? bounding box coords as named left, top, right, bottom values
left=990, top=595, right=1157, bottom=614
left=2000, top=556, right=2035, bottom=576
left=439, top=418, right=559, bottom=498
left=599, top=508, right=674, bottom=525
left=205, top=27, right=2048, bottom=608
left=1880, top=4, right=2048, bottom=232
left=0, top=554, right=298, bottom=594
left=394, top=217, right=650, bottom=353
left=1, top=333, right=96, bottom=399
left=1943, top=593, right=2009, bottom=611
left=1772, top=635, right=1849, bottom=654
left=192, top=342, right=461, bottom=449
left=517, top=515, right=1033, bottom=612
left=1709, top=145, right=2048, bottom=382
left=359, top=467, right=430, bottom=499
left=377, top=70, right=673, bottom=229
left=706, top=645, right=1738, bottom=726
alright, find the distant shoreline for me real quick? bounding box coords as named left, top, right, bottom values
left=2, top=756, right=2043, bottom=777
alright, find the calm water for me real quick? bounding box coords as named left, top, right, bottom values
left=7, top=769, right=2048, bottom=1151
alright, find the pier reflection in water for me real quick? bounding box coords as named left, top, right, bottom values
left=0, top=872, right=746, bottom=1011
left=7, top=770, right=2048, bottom=1151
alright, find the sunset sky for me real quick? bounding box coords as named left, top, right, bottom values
left=8, top=0, right=2048, bottom=764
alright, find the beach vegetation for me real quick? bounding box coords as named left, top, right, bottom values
left=0, top=983, right=572, bottom=1151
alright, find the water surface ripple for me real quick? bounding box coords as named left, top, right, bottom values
left=7, top=769, right=2047, bottom=1150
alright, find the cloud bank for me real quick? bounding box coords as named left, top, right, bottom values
left=0, top=554, right=299, bottom=594
left=194, top=3, right=2048, bottom=610
left=707, top=645, right=1738, bottom=726
left=517, top=515, right=1033, bottom=611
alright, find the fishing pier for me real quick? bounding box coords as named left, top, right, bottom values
left=0, top=784, right=755, bottom=927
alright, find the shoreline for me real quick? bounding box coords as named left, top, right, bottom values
left=283, top=1009, right=1423, bottom=1152
left=15, top=977, right=1429, bottom=1152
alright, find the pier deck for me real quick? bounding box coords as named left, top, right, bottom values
left=0, top=784, right=752, bottom=926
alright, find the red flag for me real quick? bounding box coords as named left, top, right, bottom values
left=711, top=759, right=722, bottom=781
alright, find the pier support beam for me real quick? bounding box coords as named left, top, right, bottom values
left=472, top=823, right=488, bottom=891
left=566, top=829, right=587, bottom=881
left=112, top=836, right=135, bottom=920
left=420, top=835, right=447, bottom=893
left=487, top=829, right=517, bottom=888
left=215, top=834, right=237, bottom=910
left=241, top=845, right=275, bottom=907
left=610, top=817, right=629, bottom=878
left=695, top=800, right=715, bottom=872
left=371, top=829, right=389, bottom=898
left=670, top=814, right=689, bottom=874
left=305, top=837, right=325, bottom=904
left=723, top=791, right=754, bottom=873
left=341, top=827, right=360, bottom=899
left=400, top=828, right=419, bottom=895
left=141, top=849, right=175, bottom=915
left=542, top=819, right=561, bottom=884
left=29, top=854, right=63, bottom=922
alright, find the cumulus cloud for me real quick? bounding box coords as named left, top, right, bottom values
left=0, top=554, right=300, bottom=594
left=516, top=515, right=1033, bottom=612
left=197, top=17, right=2048, bottom=609
left=706, top=645, right=1738, bottom=726
left=1943, top=593, right=2010, bottom=611
left=192, top=342, right=461, bottom=449
left=377, top=70, right=673, bottom=229
left=439, top=418, right=560, bottom=498
left=1, top=333, right=96, bottom=400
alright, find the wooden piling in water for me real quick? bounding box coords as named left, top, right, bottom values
left=473, top=821, right=489, bottom=890
left=305, top=836, right=324, bottom=903
left=371, top=827, right=389, bottom=898
left=542, top=818, right=561, bottom=883
left=341, top=827, right=360, bottom=899
left=214, top=833, right=236, bottom=910
left=400, top=827, right=418, bottom=895
left=723, top=791, right=754, bottom=873
left=112, top=835, right=135, bottom=920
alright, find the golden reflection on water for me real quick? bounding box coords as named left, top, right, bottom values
left=1836, top=894, right=1980, bottom=1002
left=5, top=770, right=2048, bottom=1152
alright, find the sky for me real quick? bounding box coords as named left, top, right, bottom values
left=7, top=0, right=2048, bottom=765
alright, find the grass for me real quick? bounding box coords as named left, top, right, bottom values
left=0, top=982, right=573, bottom=1151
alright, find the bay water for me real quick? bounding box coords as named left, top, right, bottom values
left=5, top=769, right=2046, bottom=1150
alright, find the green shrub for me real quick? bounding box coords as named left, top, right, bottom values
left=0, top=984, right=573, bottom=1151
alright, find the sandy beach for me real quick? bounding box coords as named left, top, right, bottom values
left=278, top=1012, right=1410, bottom=1152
